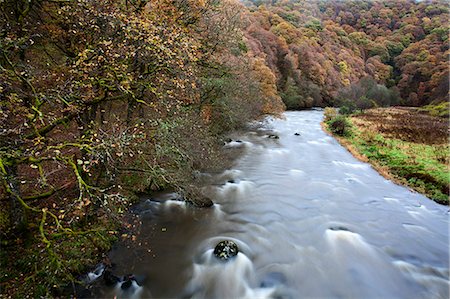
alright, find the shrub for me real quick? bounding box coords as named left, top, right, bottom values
left=324, top=107, right=338, bottom=121
left=355, top=96, right=375, bottom=110
left=339, top=100, right=357, bottom=115
left=328, top=115, right=351, bottom=136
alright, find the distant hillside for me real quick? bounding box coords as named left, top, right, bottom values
left=241, top=0, right=448, bottom=109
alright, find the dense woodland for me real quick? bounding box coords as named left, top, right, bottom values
left=243, top=0, right=448, bottom=109
left=0, top=0, right=448, bottom=297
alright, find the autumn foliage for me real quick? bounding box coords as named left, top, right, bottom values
left=242, top=0, right=448, bottom=108
left=0, top=0, right=448, bottom=296
left=0, top=0, right=283, bottom=296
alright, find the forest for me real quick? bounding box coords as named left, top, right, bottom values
left=0, top=0, right=448, bottom=297
left=242, top=0, right=448, bottom=109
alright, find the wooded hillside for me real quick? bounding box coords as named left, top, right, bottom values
left=242, top=0, right=448, bottom=109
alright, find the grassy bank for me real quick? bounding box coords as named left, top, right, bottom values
left=324, top=107, right=449, bottom=205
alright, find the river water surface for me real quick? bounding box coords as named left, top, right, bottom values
left=93, top=110, right=449, bottom=298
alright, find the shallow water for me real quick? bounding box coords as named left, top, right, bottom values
left=92, top=110, right=449, bottom=298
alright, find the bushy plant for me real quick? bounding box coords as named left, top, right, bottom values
left=328, top=115, right=352, bottom=136
left=339, top=100, right=357, bottom=115
left=324, top=107, right=338, bottom=121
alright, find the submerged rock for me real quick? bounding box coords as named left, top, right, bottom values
left=103, top=270, right=120, bottom=286
left=195, top=196, right=214, bottom=208
left=186, top=196, right=214, bottom=208
left=120, top=274, right=139, bottom=290
left=328, top=226, right=351, bottom=232
left=213, top=240, right=239, bottom=261
left=121, top=278, right=133, bottom=290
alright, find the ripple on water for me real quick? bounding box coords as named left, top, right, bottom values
left=402, top=223, right=435, bottom=237
left=289, top=169, right=306, bottom=176
left=384, top=196, right=400, bottom=203
left=393, top=261, right=450, bottom=298
left=332, top=160, right=370, bottom=169
left=345, top=177, right=365, bottom=185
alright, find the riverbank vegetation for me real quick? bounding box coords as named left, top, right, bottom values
left=0, top=0, right=284, bottom=296
left=325, top=107, right=449, bottom=205
left=242, top=0, right=448, bottom=109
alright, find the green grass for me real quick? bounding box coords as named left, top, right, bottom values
left=420, top=102, right=449, bottom=118
left=325, top=111, right=449, bottom=205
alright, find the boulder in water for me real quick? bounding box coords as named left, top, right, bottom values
left=213, top=240, right=239, bottom=261
left=186, top=196, right=214, bottom=208
left=103, top=270, right=120, bottom=286
left=120, top=274, right=136, bottom=290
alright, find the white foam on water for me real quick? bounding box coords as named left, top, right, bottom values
left=187, top=250, right=275, bottom=299
left=211, top=203, right=227, bottom=218
left=163, top=199, right=187, bottom=211
left=85, top=264, right=105, bottom=283
left=224, top=140, right=252, bottom=148
left=114, top=280, right=144, bottom=299
left=325, top=229, right=374, bottom=253
left=218, top=180, right=255, bottom=198
left=393, top=261, right=450, bottom=298
left=267, top=148, right=289, bottom=155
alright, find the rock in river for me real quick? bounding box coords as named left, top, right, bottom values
left=103, top=270, right=120, bottom=286
left=186, top=196, right=214, bottom=208
left=213, top=240, right=239, bottom=261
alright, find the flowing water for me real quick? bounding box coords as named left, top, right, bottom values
left=91, top=110, right=449, bottom=299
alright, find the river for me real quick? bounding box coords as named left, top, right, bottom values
left=91, top=110, right=449, bottom=299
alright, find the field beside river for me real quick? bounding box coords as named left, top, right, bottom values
left=325, top=107, right=449, bottom=205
